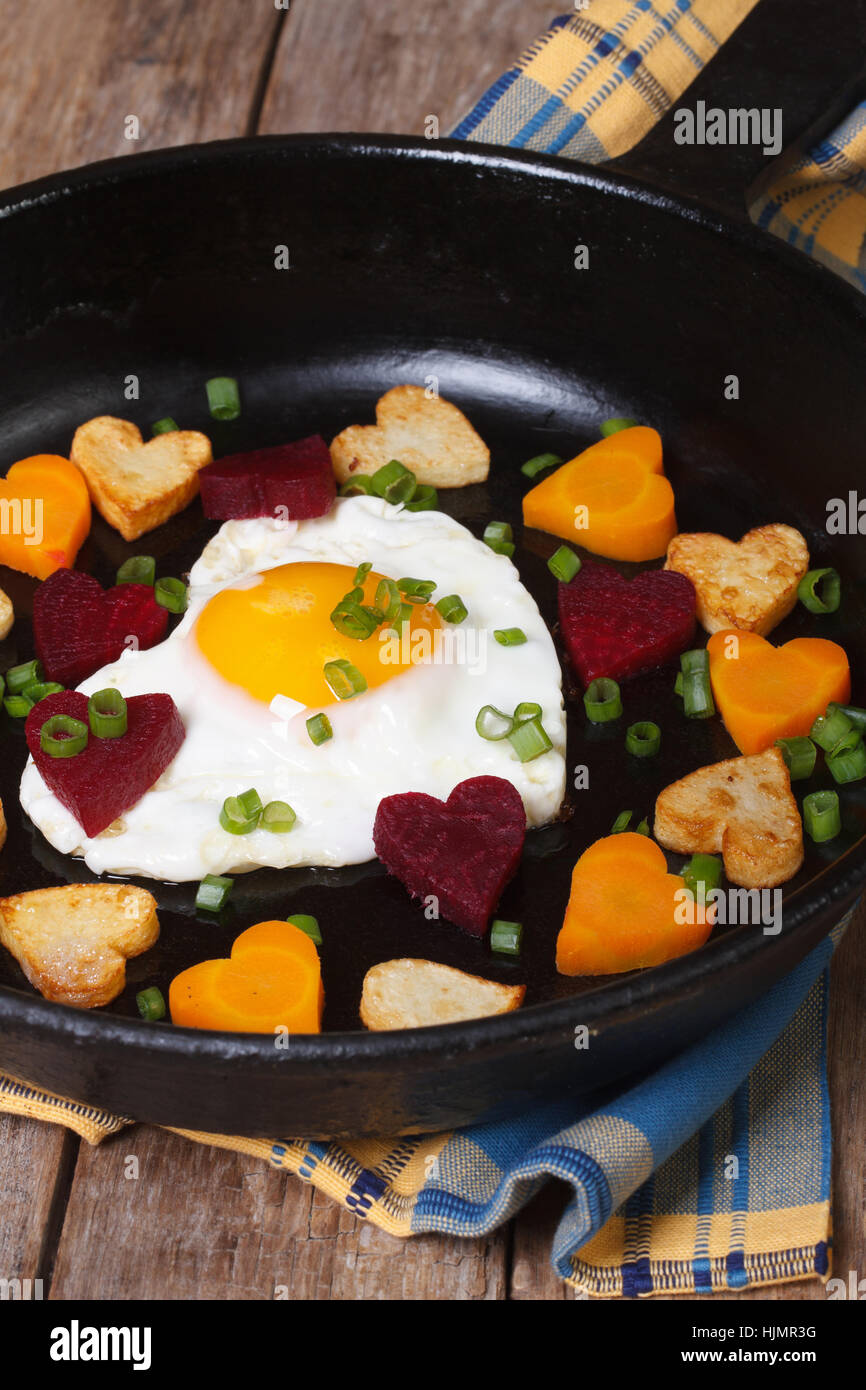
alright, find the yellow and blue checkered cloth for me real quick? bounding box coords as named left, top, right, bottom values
left=3, top=0, right=865, bottom=1297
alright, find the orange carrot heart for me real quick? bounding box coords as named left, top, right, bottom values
left=555, top=832, right=713, bottom=976
left=169, top=919, right=323, bottom=1034
left=707, top=630, right=851, bottom=755
left=522, top=426, right=677, bottom=562
left=0, top=454, right=91, bottom=580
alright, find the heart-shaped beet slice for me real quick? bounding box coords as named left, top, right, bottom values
left=373, top=775, right=526, bottom=937
left=199, top=435, right=336, bottom=521
left=33, top=569, right=168, bottom=687
left=26, top=690, right=185, bottom=838
left=558, top=563, right=696, bottom=687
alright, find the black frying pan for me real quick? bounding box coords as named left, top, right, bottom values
left=0, top=13, right=864, bottom=1136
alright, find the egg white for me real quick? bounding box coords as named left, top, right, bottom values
left=20, top=497, right=566, bottom=881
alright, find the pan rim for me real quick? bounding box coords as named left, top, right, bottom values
left=0, top=131, right=863, bottom=1069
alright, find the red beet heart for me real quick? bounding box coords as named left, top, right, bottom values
left=33, top=569, right=168, bottom=687
left=558, top=563, right=696, bottom=687
left=199, top=435, right=336, bottom=521
left=26, top=690, right=185, bottom=838
left=373, top=775, right=526, bottom=937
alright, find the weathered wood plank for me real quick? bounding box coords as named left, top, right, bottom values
left=259, top=0, right=555, bottom=139
left=0, top=0, right=281, bottom=190
left=0, top=1113, right=75, bottom=1288
left=49, top=1126, right=507, bottom=1299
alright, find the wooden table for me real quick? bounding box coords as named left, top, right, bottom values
left=0, top=0, right=862, bottom=1301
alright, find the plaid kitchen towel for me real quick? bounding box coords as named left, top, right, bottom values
left=1, top=0, right=864, bottom=1297
left=451, top=1, right=760, bottom=161
left=453, top=3, right=866, bottom=292
left=0, top=910, right=854, bottom=1295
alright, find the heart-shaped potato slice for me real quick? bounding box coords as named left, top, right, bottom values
left=0, top=884, right=158, bottom=1008
left=653, top=747, right=803, bottom=889
left=665, top=524, right=809, bottom=635
left=71, top=416, right=212, bottom=541
left=330, top=384, right=489, bottom=488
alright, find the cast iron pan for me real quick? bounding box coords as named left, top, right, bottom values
left=0, top=14, right=865, bottom=1136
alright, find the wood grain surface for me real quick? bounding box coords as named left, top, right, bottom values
left=0, top=0, right=862, bottom=1301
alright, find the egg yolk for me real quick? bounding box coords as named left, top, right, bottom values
left=194, top=562, right=443, bottom=707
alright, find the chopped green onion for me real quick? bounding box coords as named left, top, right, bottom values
left=403, top=483, right=438, bottom=512
left=374, top=577, right=401, bottom=623
left=475, top=704, right=514, bottom=740
left=626, top=721, right=661, bottom=757
left=583, top=677, right=622, bottom=724
left=136, top=987, right=166, bottom=1021
left=261, top=800, right=297, bottom=833
left=521, top=452, right=562, bottom=479
left=4, top=694, right=32, bottom=718
left=330, top=599, right=379, bottom=640
left=435, top=594, right=468, bottom=624
left=40, top=713, right=88, bottom=757
left=826, top=731, right=866, bottom=784
left=370, top=459, right=417, bottom=504
left=775, top=736, right=817, bottom=781
left=803, top=789, right=841, bottom=843
left=339, top=475, right=375, bottom=497
left=611, top=810, right=633, bottom=834
left=324, top=658, right=367, bottom=700
left=680, top=648, right=709, bottom=675
left=0, top=674, right=4, bottom=702
left=116, top=555, right=155, bottom=586
left=154, top=577, right=188, bottom=613
left=486, top=538, right=515, bottom=557
left=306, top=713, right=333, bottom=745
left=490, top=919, right=522, bottom=957
left=397, top=577, right=436, bottom=603
left=798, top=567, right=841, bottom=615
left=513, top=701, right=542, bottom=723
left=682, top=669, right=715, bottom=719
left=195, top=874, right=233, bottom=912
left=680, top=649, right=714, bottom=718
left=353, top=562, right=372, bottom=586
left=6, top=659, right=42, bottom=695
left=547, top=545, right=581, bottom=582
left=508, top=714, right=552, bottom=762
left=636, top=818, right=650, bottom=836
left=683, top=853, right=722, bottom=901
left=600, top=417, right=637, bottom=437
left=674, top=672, right=684, bottom=698
left=288, top=913, right=322, bottom=945
left=206, top=375, right=241, bottom=420
left=88, top=687, right=128, bottom=738
left=483, top=521, right=512, bottom=547
left=219, top=789, right=262, bottom=835
left=151, top=418, right=178, bottom=436
left=22, top=680, right=63, bottom=704
left=827, top=703, right=866, bottom=734
left=810, top=707, right=853, bottom=754
left=494, top=627, right=526, bottom=646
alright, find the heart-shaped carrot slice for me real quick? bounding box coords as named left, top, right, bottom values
left=0, top=455, right=91, bottom=579
left=522, top=426, right=677, bottom=561
left=707, top=630, right=851, bottom=755
left=169, top=919, right=323, bottom=1034
left=556, top=832, right=713, bottom=976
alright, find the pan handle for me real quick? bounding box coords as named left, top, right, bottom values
left=606, top=0, right=866, bottom=223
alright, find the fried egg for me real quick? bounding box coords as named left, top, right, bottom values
left=20, top=496, right=566, bottom=881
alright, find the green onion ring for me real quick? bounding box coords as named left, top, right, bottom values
left=88, top=687, right=128, bottom=738
left=40, top=713, right=88, bottom=758
left=583, top=677, right=622, bottom=724
left=475, top=705, right=514, bottom=740
left=626, top=720, right=661, bottom=757
left=798, top=567, right=841, bottom=615
left=803, top=789, right=841, bottom=843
